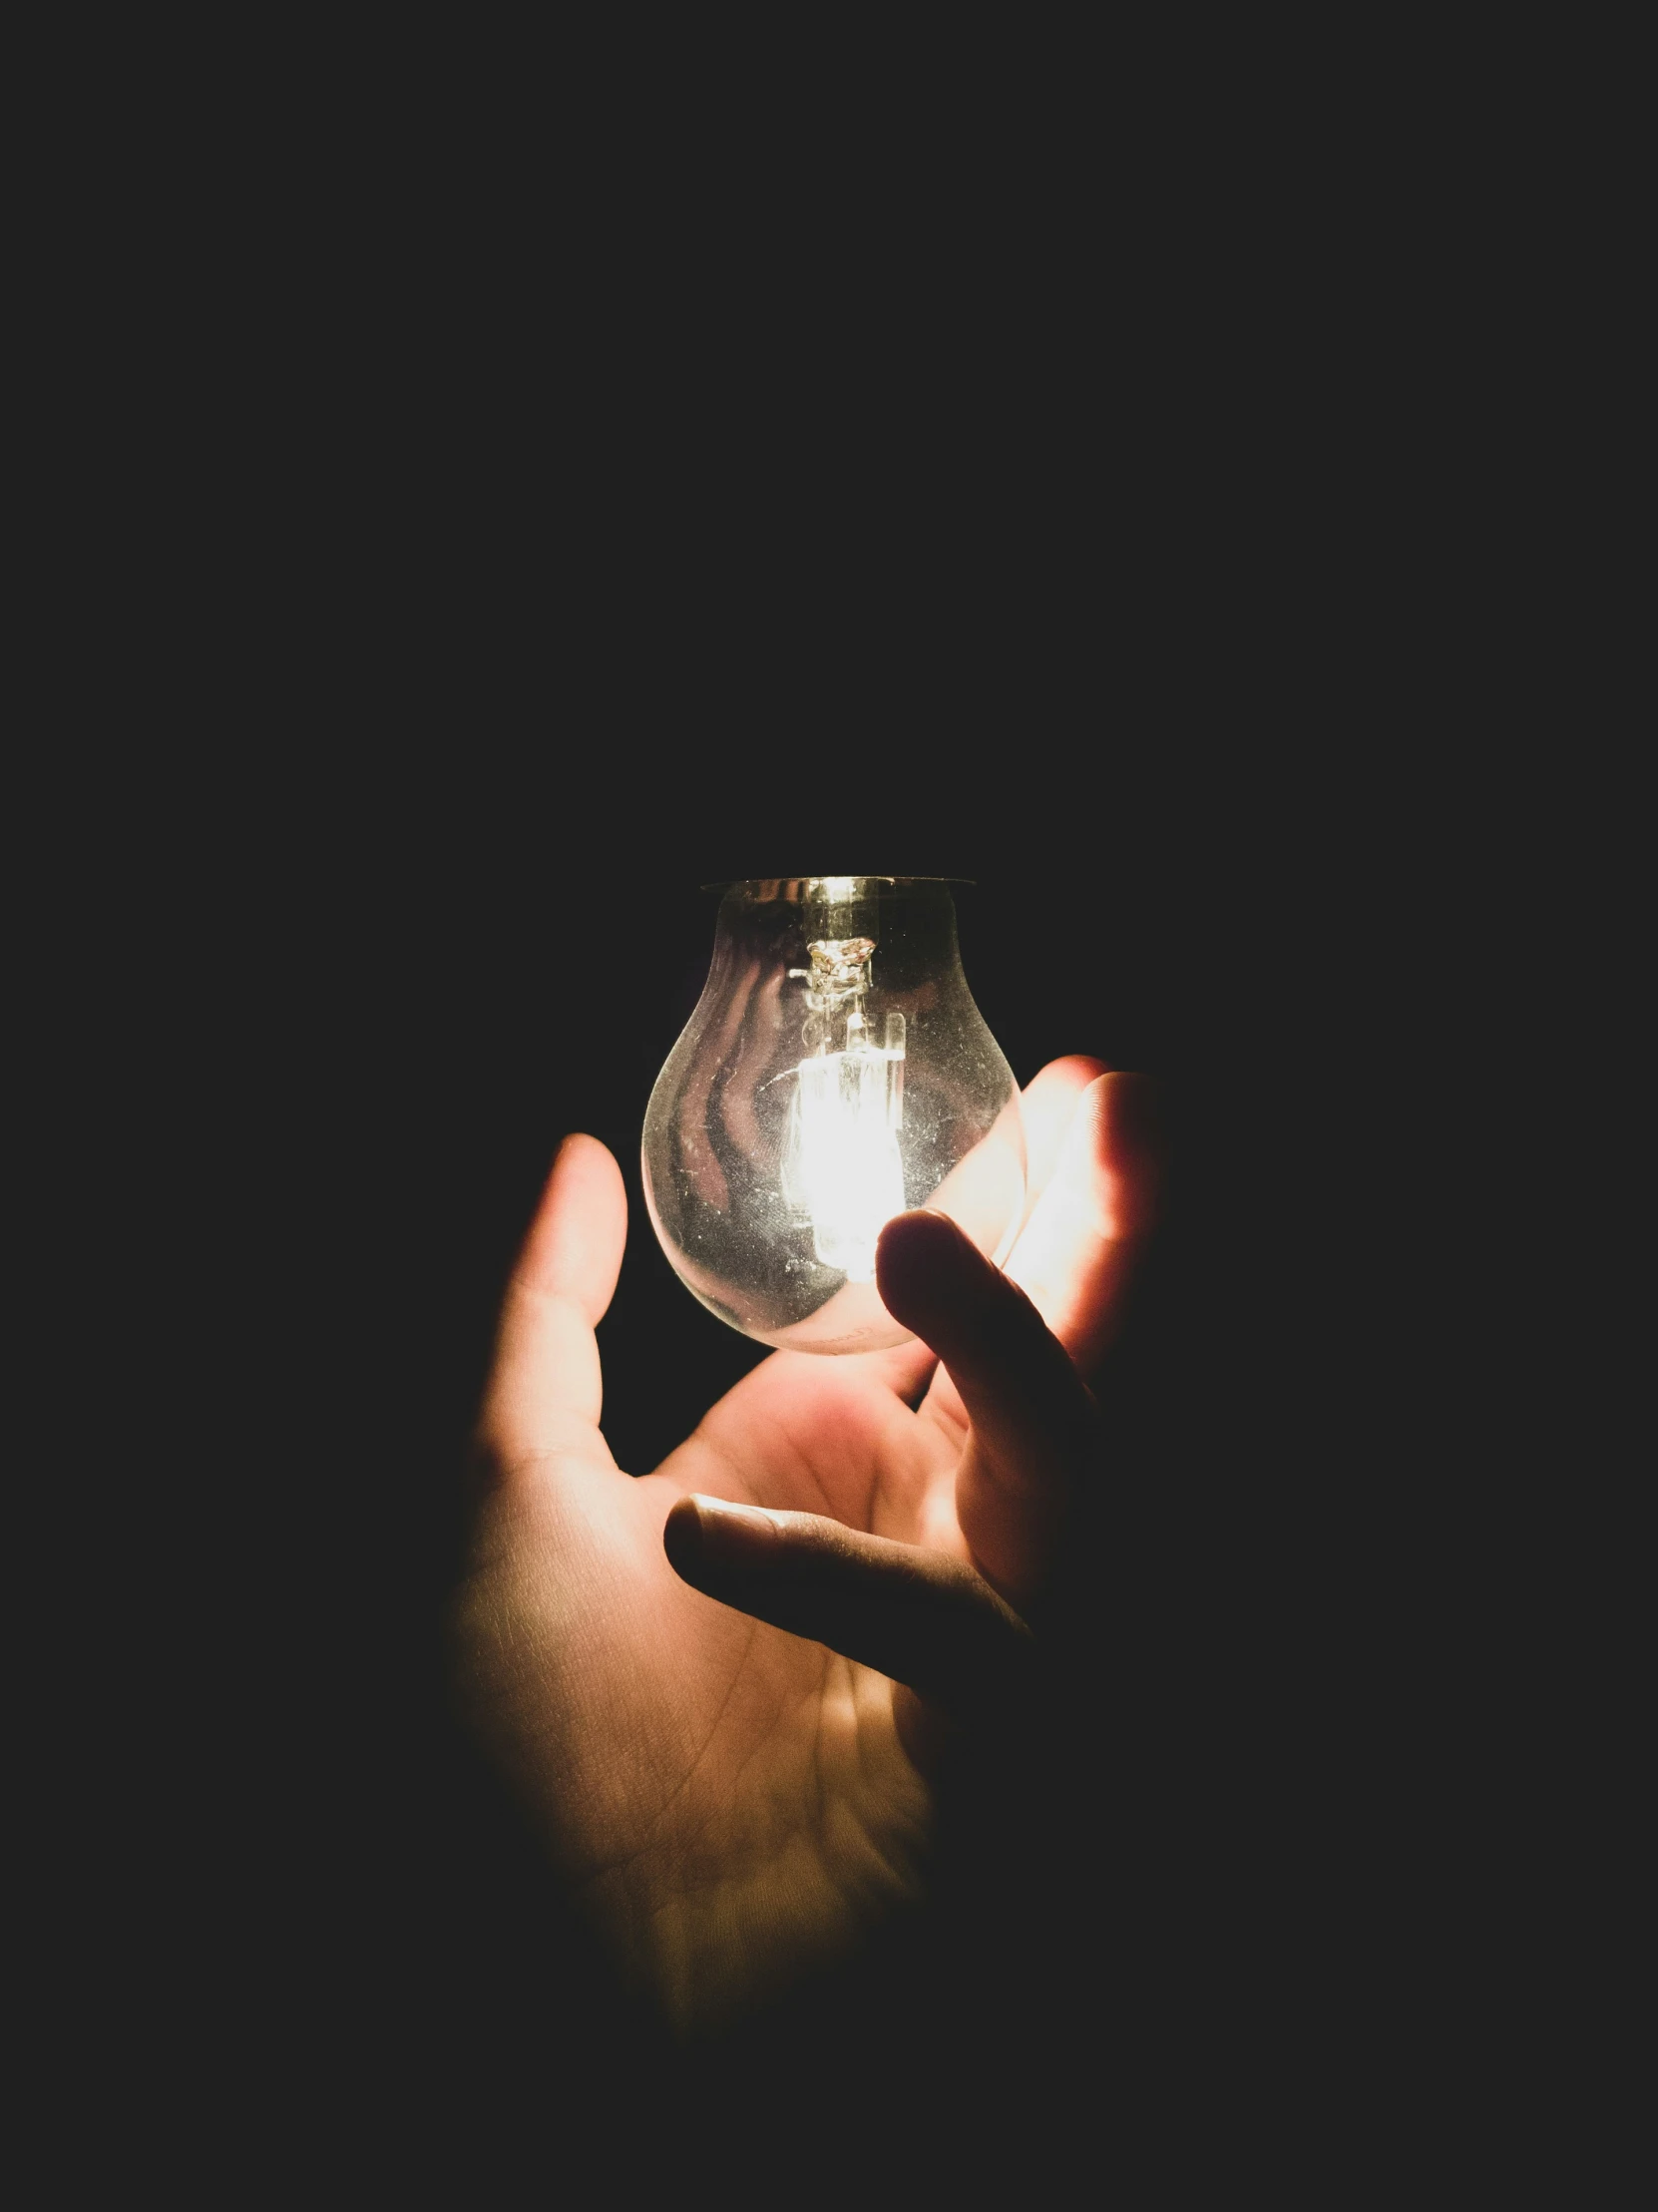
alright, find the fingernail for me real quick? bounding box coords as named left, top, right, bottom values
left=683, top=1494, right=781, bottom=1567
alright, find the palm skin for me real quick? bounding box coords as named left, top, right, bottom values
left=454, top=1057, right=1157, bottom=2030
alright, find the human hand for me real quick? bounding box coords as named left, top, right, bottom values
left=452, top=1057, right=1160, bottom=2029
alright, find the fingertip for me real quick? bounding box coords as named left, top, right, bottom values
left=519, top=1132, right=628, bottom=1320
left=884, top=1203, right=999, bottom=1336
left=661, top=1493, right=703, bottom=1577
left=876, top=1208, right=985, bottom=1322
left=878, top=1206, right=967, bottom=1257
left=663, top=1494, right=781, bottom=1580
left=1031, top=1053, right=1113, bottom=1092
left=549, top=1129, right=626, bottom=1197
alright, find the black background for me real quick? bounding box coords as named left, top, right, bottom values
left=239, top=712, right=1408, bottom=2185
left=116, top=42, right=1528, bottom=2189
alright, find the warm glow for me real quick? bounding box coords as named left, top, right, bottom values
left=781, top=1012, right=907, bottom=1281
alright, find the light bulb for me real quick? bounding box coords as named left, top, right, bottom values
left=642, top=876, right=1026, bottom=1353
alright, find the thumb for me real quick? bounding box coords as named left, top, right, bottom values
left=478, top=1133, right=627, bottom=1468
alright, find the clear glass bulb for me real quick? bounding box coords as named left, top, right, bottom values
left=642, top=876, right=1026, bottom=1353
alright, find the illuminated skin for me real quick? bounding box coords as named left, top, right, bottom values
left=453, top=1057, right=1160, bottom=2029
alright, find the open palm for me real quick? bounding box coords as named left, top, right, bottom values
left=454, top=1056, right=1157, bottom=2029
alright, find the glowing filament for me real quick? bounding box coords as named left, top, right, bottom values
left=781, top=1010, right=907, bottom=1281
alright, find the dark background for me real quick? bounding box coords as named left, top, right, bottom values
left=113, top=41, right=1533, bottom=2187
left=241, top=740, right=1409, bottom=2184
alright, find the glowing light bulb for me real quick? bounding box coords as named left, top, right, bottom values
left=642, top=876, right=1025, bottom=1353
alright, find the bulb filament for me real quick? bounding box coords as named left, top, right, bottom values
left=781, top=939, right=907, bottom=1281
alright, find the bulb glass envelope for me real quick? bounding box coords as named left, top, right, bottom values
left=642, top=876, right=1026, bottom=1353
